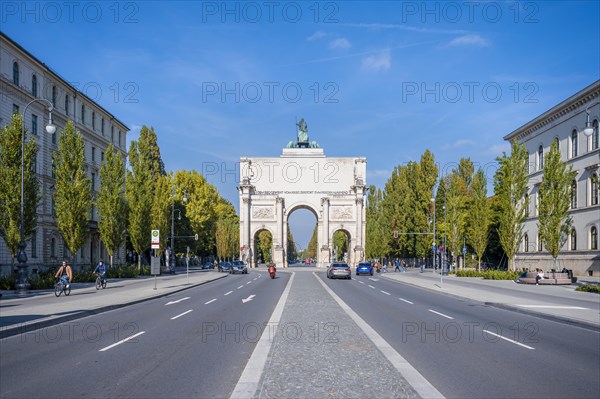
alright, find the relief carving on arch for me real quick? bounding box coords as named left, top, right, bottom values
left=252, top=206, right=275, bottom=219
left=331, top=206, right=353, bottom=220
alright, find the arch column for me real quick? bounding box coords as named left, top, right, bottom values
left=319, top=197, right=330, bottom=267
left=273, top=197, right=285, bottom=266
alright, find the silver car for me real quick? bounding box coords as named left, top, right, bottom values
left=327, top=262, right=351, bottom=279
left=231, top=260, right=248, bottom=274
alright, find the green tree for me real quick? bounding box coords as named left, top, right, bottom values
left=138, top=126, right=165, bottom=180
left=53, top=120, right=92, bottom=263
left=0, top=114, right=39, bottom=263
left=494, top=141, right=529, bottom=271
left=414, top=150, right=438, bottom=258
left=307, top=225, right=318, bottom=259
left=257, top=230, right=274, bottom=262
left=366, top=185, right=387, bottom=259
left=466, top=169, right=491, bottom=271
left=333, top=230, right=349, bottom=261
left=445, top=173, right=466, bottom=267
left=287, top=228, right=298, bottom=261
left=538, top=140, right=573, bottom=267
left=126, top=140, right=153, bottom=269
left=97, top=144, right=127, bottom=268
left=151, top=173, right=172, bottom=252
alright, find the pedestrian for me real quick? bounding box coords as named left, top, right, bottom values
left=420, top=262, right=424, bottom=273
left=536, top=268, right=544, bottom=285
left=394, top=259, right=400, bottom=272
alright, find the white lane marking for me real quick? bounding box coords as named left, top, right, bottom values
left=165, top=297, right=190, bottom=306
left=237, top=285, right=244, bottom=289
left=253, top=277, right=258, bottom=281
left=428, top=309, right=454, bottom=320
left=399, top=298, right=414, bottom=304
left=358, top=281, right=365, bottom=284
left=224, top=291, right=233, bottom=296
left=99, top=331, right=145, bottom=352
left=230, top=273, right=295, bottom=398
left=171, top=310, right=193, bottom=320
left=242, top=294, right=256, bottom=303
left=381, top=290, right=391, bottom=295
left=246, top=281, right=252, bottom=285
left=205, top=298, right=217, bottom=304
left=483, top=330, right=535, bottom=350
left=368, top=285, right=375, bottom=289
left=315, top=273, right=444, bottom=399
left=517, top=305, right=588, bottom=310
left=368, top=278, right=379, bottom=282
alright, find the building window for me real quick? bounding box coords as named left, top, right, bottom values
left=52, top=85, right=57, bottom=107
left=571, top=230, right=577, bottom=251
left=592, top=227, right=598, bottom=250
left=92, top=112, right=96, bottom=130
left=91, top=172, right=95, bottom=191
left=101, top=118, right=105, bottom=136
left=31, top=230, right=37, bottom=258
left=571, top=180, right=577, bottom=209
left=31, top=114, right=38, bottom=135
left=81, top=104, right=85, bottom=124
left=52, top=130, right=56, bottom=144
left=593, top=120, right=599, bottom=151
left=65, top=95, right=69, bottom=116
left=118, top=130, right=122, bottom=147
left=571, top=130, right=578, bottom=158
left=13, top=104, right=19, bottom=114
left=101, top=151, right=104, bottom=163
left=32, top=74, right=37, bottom=97
left=592, top=173, right=599, bottom=206
left=92, top=147, right=96, bottom=163
left=13, top=62, right=19, bottom=85
left=51, top=237, right=56, bottom=257
left=538, top=145, right=544, bottom=170
left=524, top=234, right=529, bottom=252
left=111, top=126, right=114, bottom=143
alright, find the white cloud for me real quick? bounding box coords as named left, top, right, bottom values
left=361, top=49, right=391, bottom=72
left=307, top=31, right=326, bottom=41
left=443, top=139, right=477, bottom=150
left=329, top=38, right=351, bottom=49
left=448, top=34, right=490, bottom=47
left=487, top=143, right=511, bottom=155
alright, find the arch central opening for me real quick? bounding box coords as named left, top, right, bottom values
left=287, top=207, right=318, bottom=266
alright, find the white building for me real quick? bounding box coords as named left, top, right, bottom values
left=504, top=80, right=600, bottom=276
left=0, top=32, right=129, bottom=274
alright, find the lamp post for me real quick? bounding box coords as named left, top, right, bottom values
left=431, top=197, right=436, bottom=272
left=581, top=107, right=595, bottom=137
left=16, top=99, right=56, bottom=296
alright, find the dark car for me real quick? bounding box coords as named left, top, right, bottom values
left=327, top=262, right=351, bottom=279
left=356, top=262, right=373, bottom=276
left=231, top=260, right=248, bottom=274
left=218, top=261, right=232, bottom=273
left=202, top=261, right=215, bottom=270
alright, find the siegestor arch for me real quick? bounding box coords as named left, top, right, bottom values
left=238, top=146, right=367, bottom=268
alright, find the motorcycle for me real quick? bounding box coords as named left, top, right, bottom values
left=268, top=265, right=276, bottom=279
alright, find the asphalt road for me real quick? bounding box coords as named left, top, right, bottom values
left=320, top=272, right=600, bottom=399
left=0, top=271, right=289, bottom=399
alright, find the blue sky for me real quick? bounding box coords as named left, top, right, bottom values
left=3, top=1, right=599, bottom=249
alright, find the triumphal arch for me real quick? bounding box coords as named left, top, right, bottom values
left=238, top=119, right=367, bottom=268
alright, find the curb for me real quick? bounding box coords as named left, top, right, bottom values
left=0, top=273, right=227, bottom=340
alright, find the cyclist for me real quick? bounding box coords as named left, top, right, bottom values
left=55, top=260, right=73, bottom=289
left=93, top=260, right=107, bottom=284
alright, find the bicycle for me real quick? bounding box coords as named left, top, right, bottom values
left=95, top=274, right=107, bottom=290
left=54, top=277, right=71, bottom=297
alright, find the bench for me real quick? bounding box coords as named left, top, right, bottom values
left=516, top=272, right=572, bottom=285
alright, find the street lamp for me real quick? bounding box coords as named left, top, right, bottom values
left=16, top=99, right=56, bottom=295
left=431, top=197, right=436, bottom=272
left=581, top=107, right=594, bottom=137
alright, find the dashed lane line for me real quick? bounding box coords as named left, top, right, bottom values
left=399, top=298, right=414, bottom=304
left=225, top=291, right=233, bottom=296
left=381, top=290, right=391, bottom=295
left=483, top=329, right=535, bottom=350
left=99, top=331, right=146, bottom=352
left=171, top=310, right=193, bottom=320
left=428, top=309, right=454, bottom=319
left=237, top=285, right=244, bottom=289
left=205, top=298, right=217, bottom=305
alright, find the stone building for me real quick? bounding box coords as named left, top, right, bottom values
left=0, top=32, right=129, bottom=274
left=504, top=80, right=599, bottom=276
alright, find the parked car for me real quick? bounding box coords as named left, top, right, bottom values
left=327, top=262, right=351, bottom=279
left=202, top=261, right=215, bottom=269
left=231, top=260, right=248, bottom=274
left=218, top=261, right=232, bottom=273
left=356, top=262, right=373, bottom=276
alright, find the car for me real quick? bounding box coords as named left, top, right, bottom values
left=355, top=262, right=373, bottom=276
left=327, top=262, right=351, bottom=279
left=231, top=260, right=248, bottom=274
left=305, top=259, right=311, bottom=265
left=218, top=261, right=232, bottom=273
left=202, top=261, right=215, bottom=269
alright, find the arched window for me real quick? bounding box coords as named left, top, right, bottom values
left=524, top=234, right=529, bottom=252
left=65, top=95, right=70, bottom=116
left=31, top=74, right=37, bottom=97
left=591, top=227, right=598, bottom=251
left=538, top=145, right=544, bottom=170
left=571, top=230, right=577, bottom=251
left=51, top=237, right=56, bottom=257
left=593, top=120, right=599, bottom=151
left=571, top=180, right=577, bottom=209
left=571, top=129, right=578, bottom=158
left=13, top=62, right=19, bottom=85
left=592, top=173, right=599, bottom=206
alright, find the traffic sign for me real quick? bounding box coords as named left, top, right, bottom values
left=151, top=230, right=160, bottom=249
left=462, top=247, right=467, bottom=254
left=194, top=233, right=198, bottom=241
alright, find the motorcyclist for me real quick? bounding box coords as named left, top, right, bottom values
left=268, top=261, right=276, bottom=278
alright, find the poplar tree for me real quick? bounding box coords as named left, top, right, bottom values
left=467, top=169, right=491, bottom=271
left=53, top=120, right=92, bottom=263
left=151, top=173, right=172, bottom=251
left=0, top=114, right=39, bottom=262
left=97, top=144, right=127, bottom=268
left=307, top=225, right=318, bottom=259
left=445, top=172, right=466, bottom=267
left=538, top=140, right=573, bottom=267
left=366, top=185, right=386, bottom=260
left=494, top=141, right=529, bottom=271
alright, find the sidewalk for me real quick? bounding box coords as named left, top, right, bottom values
left=380, top=269, right=600, bottom=329
left=0, top=268, right=227, bottom=339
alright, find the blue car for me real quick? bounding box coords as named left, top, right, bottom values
left=356, top=262, right=373, bottom=276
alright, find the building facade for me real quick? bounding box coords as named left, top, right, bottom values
left=0, top=32, right=129, bottom=274
left=504, top=80, right=600, bottom=276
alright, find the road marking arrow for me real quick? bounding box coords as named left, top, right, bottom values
left=165, top=297, right=190, bottom=306
left=242, top=294, right=256, bottom=303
